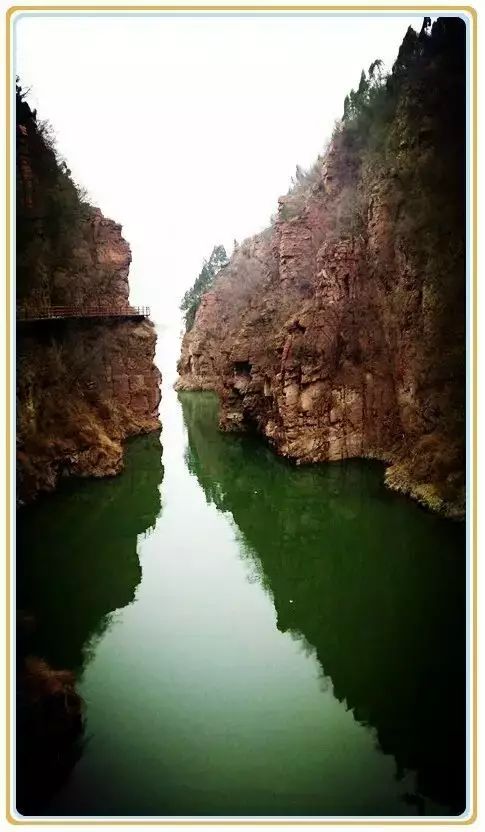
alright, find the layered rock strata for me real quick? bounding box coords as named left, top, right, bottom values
left=16, top=91, right=161, bottom=502
left=177, top=19, right=465, bottom=518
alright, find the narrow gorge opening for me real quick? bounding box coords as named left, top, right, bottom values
left=13, top=11, right=469, bottom=823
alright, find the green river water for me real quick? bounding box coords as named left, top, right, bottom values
left=16, top=330, right=466, bottom=819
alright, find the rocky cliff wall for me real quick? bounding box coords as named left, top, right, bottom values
left=16, top=90, right=161, bottom=503
left=177, top=18, right=465, bottom=518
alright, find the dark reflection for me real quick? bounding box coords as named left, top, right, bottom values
left=180, top=392, right=466, bottom=816
left=16, top=431, right=163, bottom=814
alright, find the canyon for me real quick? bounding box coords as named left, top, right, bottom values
left=177, top=18, right=466, bottom=519
left=16, top=89, right=161, bottom=503
left=14, top=14, right=468, bottom=818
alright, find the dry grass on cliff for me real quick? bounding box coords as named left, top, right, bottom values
left=386, top=432, right=465, bottom=518
left=213, top=243, right=272, bottom=325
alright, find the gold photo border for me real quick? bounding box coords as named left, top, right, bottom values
left=5, top=4, right=478, bottom=826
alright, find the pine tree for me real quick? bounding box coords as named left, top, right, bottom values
left=180, top=245, right=229, bottom=331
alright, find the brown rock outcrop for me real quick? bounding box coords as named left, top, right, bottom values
left=16, top=89, right=161, bottom=502
left=177, top=19, right=465, bottom=518
left=17, top=317, right=160, bottom=501
left=16, top=657, right=85, bottom=816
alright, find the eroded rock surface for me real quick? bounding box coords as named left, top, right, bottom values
left=16, top=91, right=161, bottom=502
left=177, top=19, right=465, bottom=518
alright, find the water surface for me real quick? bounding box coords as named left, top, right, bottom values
left=16, top=330, right=466, bottom=819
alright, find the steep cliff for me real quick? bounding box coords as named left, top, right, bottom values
left=177, top=18, right=465, bottom=518
left=16, top=88, right=161, bottom=502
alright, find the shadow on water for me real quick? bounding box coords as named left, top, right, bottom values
left=179, top=391, right=466, bottom=816
left=16, top=431, right=164, bottom=814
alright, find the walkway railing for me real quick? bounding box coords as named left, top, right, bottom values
left=17, top=304, right=151, bottom=322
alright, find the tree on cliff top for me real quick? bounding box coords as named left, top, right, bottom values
left=16, top=80, right=92, bottom=305
left=181, top=245, right=229, bottom=331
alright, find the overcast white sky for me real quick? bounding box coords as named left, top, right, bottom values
left=15, top=13, right=423, bottom=327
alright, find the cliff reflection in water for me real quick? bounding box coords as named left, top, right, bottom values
left=17, top=431, right=163, bottom=673
left=179, top=391, right=466, bottom=816
left=16, top=431, right=163, bottom=813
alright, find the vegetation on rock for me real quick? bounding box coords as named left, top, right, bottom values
left=16, top=84, right=161, bottom=503
left=16, top=81, right=91, bottom=306
left=180, top=244, right=228, bottom=331
left=177, top=17, right=466, bottom=518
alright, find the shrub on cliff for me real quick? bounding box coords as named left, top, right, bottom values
left=16, top=81, right=91, bottom=305
left=180, top=244, right=229, bottom=331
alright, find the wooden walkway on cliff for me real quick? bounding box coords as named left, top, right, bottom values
left=17, top=304, right=151, bottom=323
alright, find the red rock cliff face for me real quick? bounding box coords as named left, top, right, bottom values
left=177, top=19, right=465, bottom=518
left=52, top=207, right=132, bottom=306
left=16, top=93, right=161, bottom=503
